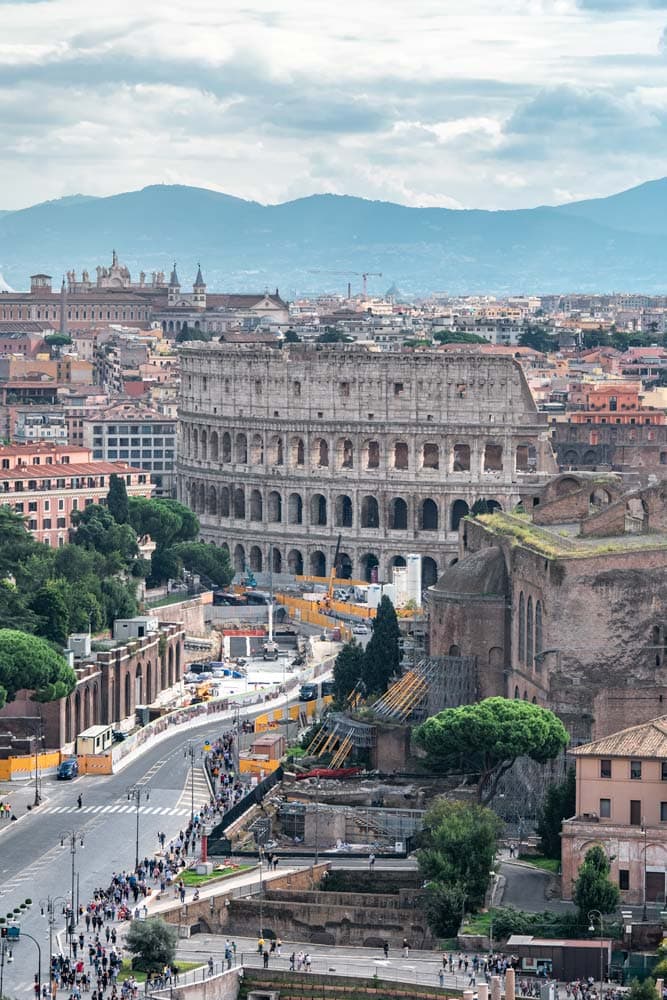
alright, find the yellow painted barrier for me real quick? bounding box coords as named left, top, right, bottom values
left=77, top=754, right=113, bottom=775
left=0, top=750, right=62, bottom=781
left=239, top=757, right=281, bottom=776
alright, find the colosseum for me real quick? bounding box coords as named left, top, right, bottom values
left=177, top=343, right=558, bottom=587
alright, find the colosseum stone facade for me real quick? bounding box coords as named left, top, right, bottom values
left=177, top=344, right=558, bottom=587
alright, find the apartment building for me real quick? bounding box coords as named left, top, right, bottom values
left=83, top=401, right=176, bottom=496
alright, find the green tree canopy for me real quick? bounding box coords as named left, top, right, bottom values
left=333, top=641, right=365, bottom=702
left=31, top=580, right=70, bottom=646
left=0, top=629, right=76, bottom=708
left=363, top=595, right=400, bottom=695
left=128, top=498, right=198, bottom=549
left=414, top=697, right=569, bottom=804
left=518, top=326, right=554, bottom=353
left=434, top=330, right=488, bottom=345
left=125, top=917, right=177, bottom=973
left=573, top=845, right=619, bottom=920
left=70, top=505, right=138, bottom=562
left=171, top=542, right=233, bottom=588
left=283, top=329, right=301, bottom=343
left=536, top=768, right=576, bottom=860
left=107, top=473, right=129, bottom=524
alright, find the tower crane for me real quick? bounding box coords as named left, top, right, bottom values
left=307, top=270, right=383, bottom=298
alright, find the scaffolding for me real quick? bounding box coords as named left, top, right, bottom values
left=373, top=655, right=478, bottom=724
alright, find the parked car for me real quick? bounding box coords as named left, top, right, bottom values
left=57, top=758, right=79, bottom=780
left=112, top=730, right=127, bottom=743
left=353, top=623, right=369, bottom=635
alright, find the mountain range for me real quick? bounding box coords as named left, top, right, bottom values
left=2, top=179, right=667, bottom=296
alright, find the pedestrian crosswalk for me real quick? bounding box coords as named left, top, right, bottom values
left=39, top=802, right=192, bottom=816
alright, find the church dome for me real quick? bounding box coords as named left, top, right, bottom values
left=431, top=546, right=508, bottom=599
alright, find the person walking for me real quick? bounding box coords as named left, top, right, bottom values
left=403, top=938, right=410, bottom=958
left=77, top=794, right=83, bottom=809
left=368, top=852, right=375, bottom=871
left=383, top=941, right=389, bottom=958
left=439, top=968, right=445, bottom=988
left=262, top=951, right=269, bottom=969
left=207, top=957, right=213, bottom=977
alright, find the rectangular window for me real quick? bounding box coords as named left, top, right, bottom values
left=661, top=803, right=667, bottom=823
left=58, top=499, right=64, bottom=511
left=599, top=798, right=611, bottom=819
left=42, top=518, right=51, bottom=529
left=600, top=759, right=612, bottom=779
left=619, top=870, right=630, bottom=891
left=28, top=501, right=37, bottom=512
left=662, top=761, right=667, bottom=781
left=631, top=760, right=642, bottom=780
left=394, top=382, right=404, bottom=395
left=43, top=500, right=50, bottom=512
left=630, top=799, right=642, bottom=826
left=14, top=502, right=23, bottom=513
left=57, top=517, right=66, bottom=528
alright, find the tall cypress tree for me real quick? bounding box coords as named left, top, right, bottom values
left=107, top=473, right=129, bottom=524
left=363, top=595, right=401, bottom=694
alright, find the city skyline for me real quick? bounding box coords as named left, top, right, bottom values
left=2, top=0, right=667, bottom=212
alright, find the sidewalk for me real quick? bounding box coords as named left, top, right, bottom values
left=145, top=863, right=304, bottom=917
left=0, top=777, right=48, bottom=833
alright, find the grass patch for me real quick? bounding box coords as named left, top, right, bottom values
left=119, top=959, right=201, bottom=983
left=179, top=864, right=253, bottom=886
left=145, top=592, right=199, bottom=609
left=518, top=854, right=560, bottom=873
left=461, top=911, right=491, bottom=936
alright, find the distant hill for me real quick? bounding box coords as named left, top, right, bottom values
left=1, top=180, right=666, bottom=295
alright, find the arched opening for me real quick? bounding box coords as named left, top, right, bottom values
left=235, top=433, right=248, bottom=464
left=516, top=444, right=537, bottom=472
left=291, top=437, right=305, bottom=466
left=518, top=591, right=526, bottom=663
left=200, top=429, right=208, bottom=460
left=209, top=431, right=219, bottom=461
left=361, top=553, right=379, bottom=583
left=312, top=438, right=329, bottom=467
left=310, top=550, right=326, bottom=576
left=250, top=433, right=264, bottom=465
left=220, top=486, right=230, bottom=518
left=250, top=489, right=263, bottom=521
left=146, top=661, right=152, bottom=704
left=420, top=498, right=438, bottom=531
left=269, top=436, right=284, bottom=466
left=484, top=443, right=503, bottom=472
left=365, top=440, right=380, bottom=469
left=334, top=495, right=353, bottom=528
left=556, top=476, right=580, bottom=496
left=233, top=543, right=245, bottom=573
left=272, top=548, right=282, bottom=574
left=198, top=482, right=205, bottom=513
left=168, top=646, right=174, bottom=686
left=422, top=556, right=438, bottom=588
left=390, top=555, right=407, bottom=570
left=393, top=441, right=408, bottom=469
left=268, top=491, right=282, bottom=522
left=160, top=656, right=166, bottom=691
left=207, top=485, right=217, bottom=516
left=222, top=432, right=232, bottom=463
left=192, top=428, right=199, bottom=459
left=523, top=690, right=528, bottom=701
left=451, top=499, right=469, bottom=532
left=590, top=487, right=612, bottom=508
left=535, top=600, right=543, bottom=670
left=389, top=497, right=408, bottom=530
left=563, top=449, right=578, bottom=466
left=422, top=443, right=439, bottom=469
left=135, top=664, right=143, bottom=707
left=583, top=450, right=597, bottom=464
left=453, top=443, right=470, bottom=472
left=338, top=553, right=353, bottom=579
left=449, top=644, right=461, bottom=657
left=124, top=674, right=131, bottom=717
left=311, top=494, right=327, bottom=526
left=526, top=596, right=534, bottom=668
left=234, top=487, right=246, bottom=519
left=288, top=493, right=303, bottom=524
left=83, top=686, right=90, bottom=730
left=337, top=438, right=354, bottom=469
left=514, top=685, right=520, bottom=699
left=249, top=546, right=263, bottom=572
left=288, top=549, right=304, bottom=575
left=361, top=495, right=379, bottom=528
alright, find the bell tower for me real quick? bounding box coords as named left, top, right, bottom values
left=167, top=263, right=180, bottom=307
left=193, top=263, right=206, bottom=310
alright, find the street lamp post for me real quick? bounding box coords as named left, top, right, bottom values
left=314, top=779, right=321, bottom=867
left=258, top=847, right=264, bottom=939
left=588, top=909, right=605, bottom=994
left=641, top=817, right=648, bottom=921
left=126, top=785, right=151, bottom=871
left=184, top=741, right=196, bottom=824
left=40, top=896, right=67, bottom=990
left=0, top=936, right=14, bottom=1000
left=60, top=830, right=84, bottom=956
left=20, top=930, right=42, bottom=997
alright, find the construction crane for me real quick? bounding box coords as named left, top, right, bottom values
left=327, top=533, right=343, bottom=601
left=307, top=270, right=383, bottom=298
left=361, top=272, right=382, bottom=297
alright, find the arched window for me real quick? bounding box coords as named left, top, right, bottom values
left=249, top=546, right=263, bottom=572
left=393, top=442, right=408, bottom=469
left=337, top=438, right=354, bottom=468
left=365, top=440, right=380, bottom=469
left=192, top=428, right=199, bottom=459
left=220, top=486, right=230, bottom=518
left=207, top=485, right=217, bottom=515
left=334, top=495, right=353, bottom=528
left=421, top=498, right=438, bottom=531
left=310, top=550, right=326, bottom=576
left=451, top=499, right=469, bottom=532
left=518, top=591, right=526, bottom=663
left=312, top=438, right=329, bottom=467
left=235, top=433, right=247, bottom=464
left=268, top=491, right=282, bottom=523
left=516, top=444, right=536, bottom=472
left=422, top=556, right=438, bottom=588
left=360, top=553, right=379, bottom=582
left=526, top=596, right=534, bottom=668
left=233, top=543, right=245, bottom=572
left=484, top=443, right=503, bottom=471
left=422, top=443, right=439, bottom=469
left=250, top=489, right=263, bottom=521
left=288, top=493, right=303, bottom=524
left=453, top=443, right=470, bottom=472
left=200, top=429, right=207, bottom=460
left=269, top=436, right=284, bottom=465
left=291, top=437, right=305, bottom=466
left=272, top=548, right=282, bottom=574
left=222, top=432, right=232, bottom=463
left=361, top=495, right=380, bottom=528
left=311, top=494, right=327, bottom=525
left=209, top=431, right=219, bottom=461
left=233, top=487, right=245, bottom=519
left=535, top=600, right=543, bottom=670
left=250, top=433, right=264, bottom=465
left=288, top=549, right=304, bottom=575
left=389, top=497, right=408, bottom=530
left=514, top=685, right=520, bottom=699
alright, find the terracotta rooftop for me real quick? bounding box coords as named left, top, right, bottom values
left=0, top=460, right=146, bottom=480
left=570, top=716, right=667, bottom=759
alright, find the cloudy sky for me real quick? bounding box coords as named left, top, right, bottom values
left=2, top=0, right=667, bottom=211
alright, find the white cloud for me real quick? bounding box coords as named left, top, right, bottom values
left=0, top=0, right=666, bottom=209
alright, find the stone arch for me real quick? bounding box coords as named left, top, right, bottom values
left=361, top=495, right=380, bottom=528
left=192, top=427, right=199, bottom=459
left=233, top=543, right=245, bottom=573
left=271, top=547, right=282, bottom=574
left=146, top=661, right=152, bottom=704
left=363, top=440, right=380, bottom=469
left=200, top=428, right=208, bottom=460
left=451, top=499, right=469, bottom=531
left=484, top=443, right=503, bottom=472
left=268, top=435, right=284, bottom=466
left=83, top=685, right=90, bottom=730
left=335, top=552, right=351, bottom=579
left=393, top=441, right=409, bottom=469
left=422, top=555, right=438, bottom=588
left=288, top=492, right=303, bottom=524
left=222, top=432, right=232, bottom=463
left=198, top=482, right=205, bottom=513
left=453, top=443, right=470, bottom=472
left=209, top=430, right=219, bottom=461
left=135, top=663, right=143, bottom=706
left=336, top=438, right=354, bottom=469
left=449, top=644, right=461, bottom=656
left=334, top=494, right=353, bottom=528
left=250, top=489, right=263, bottom=521
left=249, top=546, right=263, bottom=572
left=516, top=443, right=537, bottom=472
left=287, top=549, right=304, bottom=575
left=268, top=490, right=282, bottom=523
left=535, top=600, right=543, bottom=670
left=250, top=433, right=264, bottom=465
left=526, top=596, right=534, bottom=668
left=590, top=487, right=612, bottom=508
left=422, top=443, right=439, bottom=470
left=518, top=591, right=526, bottom=663
left=311, top=493, right=327, bottom=526
left=390, top=555, right=407, bottom=571
left=582, top=450, right=597, bottom=464
left=563, top=449, right=578, bottom=466
left=312, top=438, right=329, bottom=467
left=168, top=646, right=174, bottom=686
left=556, top=476, right=580, bottom=496
left=124, top=673, right=131, bottom=717
left=290, top=436, right=305, bottom=466
left=207, top=485, right=217, bottom=516
left=220, top=485, right=230, bottom=518
left=310, top=550, right=326, bottom=576
left=514, top=685, right=520, bottom=699
left=360, top=552, right=379, bottom=582
left=389, top=497, right=408, bottom=530
left=235, top=432, right=248, bottom=464
left=420, top=498, right=438, bottom=531
left=160, top=655, right=167, bottom=691
left=233, top=486, right=246, bottom=519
